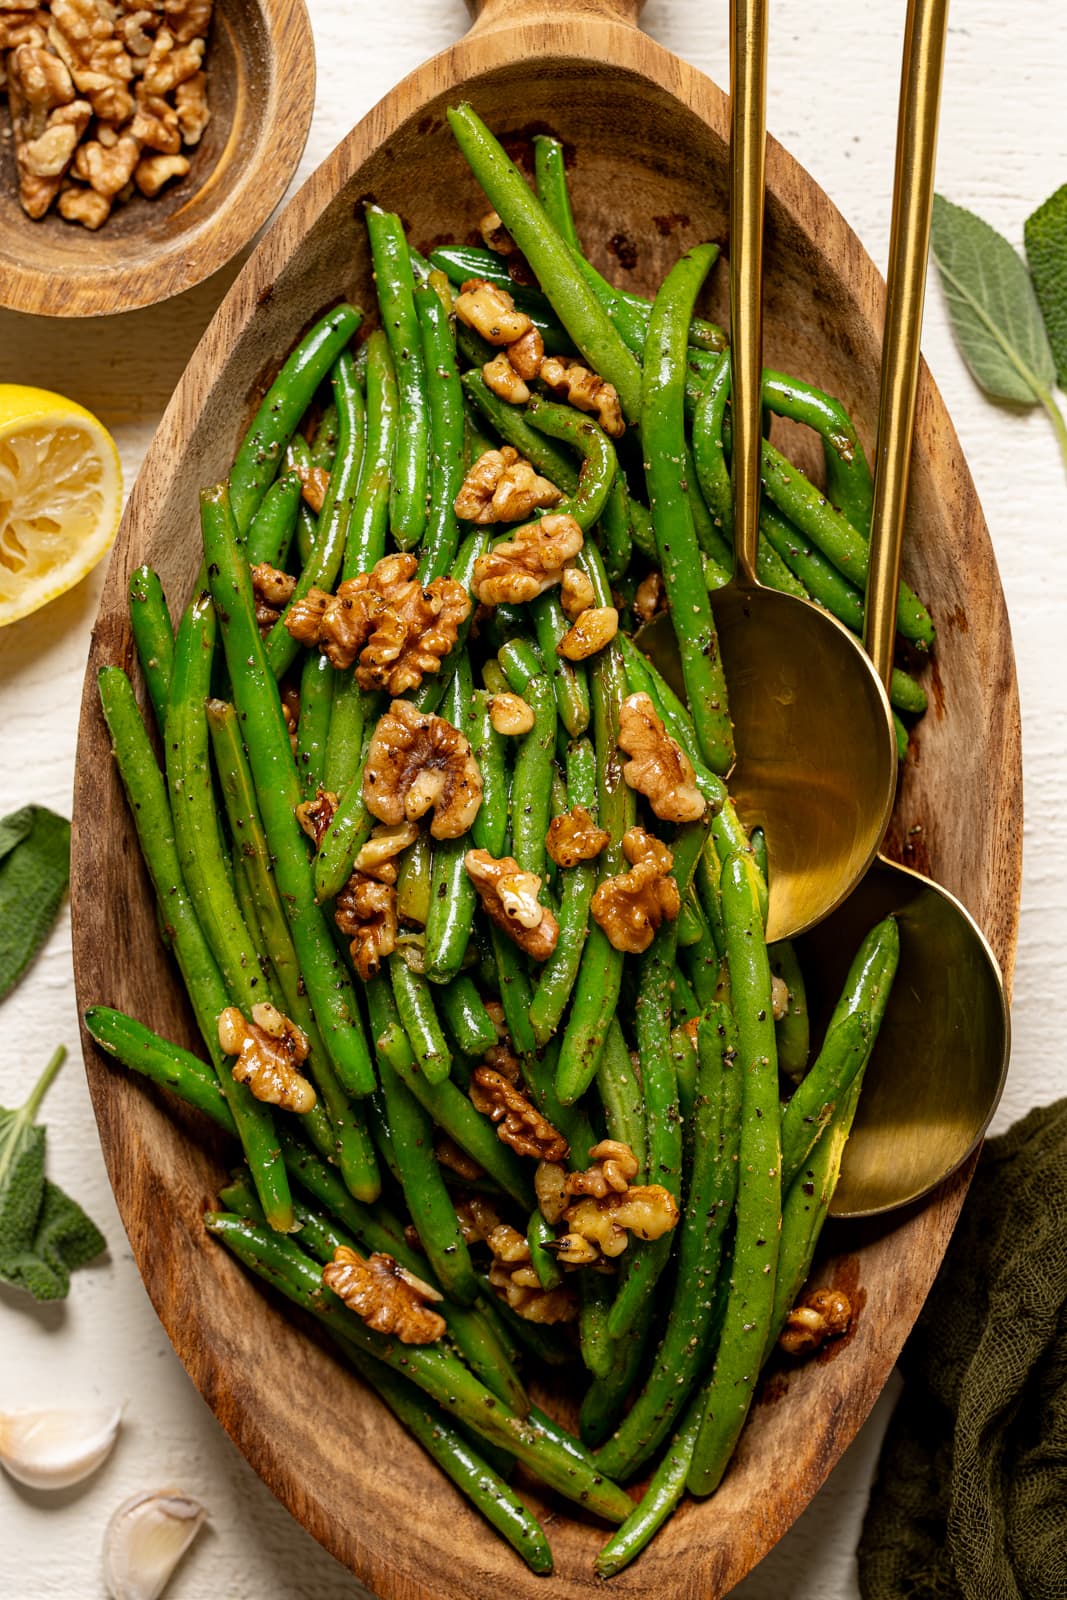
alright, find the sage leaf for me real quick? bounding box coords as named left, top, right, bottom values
left=0, top=1047, right=105, bottom=1302
left=932, top=194, right=1067, bottom=473
left=0, top=805, right=71, bottom=1000
left=1024, top=182, right=1067, bottom=388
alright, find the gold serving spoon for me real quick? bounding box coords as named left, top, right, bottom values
left=647, top=0, right=900, bottom=945
left=800, top=0, right=1011, bottom=1216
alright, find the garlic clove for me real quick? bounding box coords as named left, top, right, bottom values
left=103, top=1489, right=208, bottom=1600
left=0, top=1404, right=123, bottom=1490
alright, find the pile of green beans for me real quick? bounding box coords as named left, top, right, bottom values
left=92, top=114, right=926, bottom=1578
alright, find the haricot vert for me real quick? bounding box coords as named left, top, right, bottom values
left=89, top=117, right=926, bottom=1578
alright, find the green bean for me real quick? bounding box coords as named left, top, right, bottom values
left=437, top=975, right=498, bottom=1057
left=671, top=1021, right=698, bottom=1122
left=396, top=832, right=432, bottom=926
left=529, top=736, right=598, bottom=1047
left=525, top=397, right=616, bottom=530
left=313, top=740, right=375, bottom=903
left=308, top=399, right=339, bottom=471
left=84, top=1005, right=237, bottom=1133
left=533, top=133, right=581, bottom=250
left=228, top=303, right=361, bottom=534
left=128, top=564, right=174, bottom=734
left=520, top=1038, right=597, bottom=1165
left=97, top=666, right=292, bottom=1230
left=594, top=1394, right=703, bottom=1577
left=341, top=329, right=398, bottom=580
left=671, top=963, right=701, bottom=1025
left=770, top=938, right=810, bottom=1082
left=389, top=953, right=452, bottom=1084
left=526, top=1208, right=563, bottom=1291
left=555, top=544, right=635, bottom=1103
left=530, top=590, right=591, bottom=738
left=464, top=400, right=498, bottom=467
left=466, top=690, right=508, bottom=858
left=687, top=851, right=781, bottom=1496
left=675, top=887, right=706, bottom=949
left=409, top=526, right=489, bottom=715
left=487, top=925, right=537, bottom=1058
left=578, top=1321, right=653, bottom=1448
left=277, top=1125, right=413, bottom=1265
left=377, top=1036, right=480, bottom=1305
left=596, top=1005, right=740, bottom=1479
left=207, top=1213, right=631, bottom=1522
left=578, top=1269, right=615, bottom=1380
left=295, top=648, right=334, bottom=798
left=205, top=698, right=380, bottom=1201
left=415, top=277, right=466, bottom=582
left=201, top=484, right=376, bottom=1097
left=245, top=468, right=304, bottom=568
left=460, top=370, right=577, bottom=490
left=591, top=1022, right=644, bottom=1178
left=424, top=663, right=479, bottom=983
left=510, top=672, right=556, bottom=880
left=285, top=432, right=318, bottom=567
left=365, top=206, right=430, bottom=549
left=642, top=243, right=734, bottom=773
left=264, top=350, right=365, bottom=679
left=447, top=104, right=643, bottom=424
left=497, top=635, right=542, bottom=695
left=322, top=684, right=374, bottom=799
left=761, top=368, right=874, bottom=536
left=780, top=1011, right=870, bottom=1191
left=894, top=710, right=910, bottom=761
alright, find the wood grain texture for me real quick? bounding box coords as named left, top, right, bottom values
left=70, top=1, right=1022, bottom=1594
left=0, top=0, right=315, bottom=317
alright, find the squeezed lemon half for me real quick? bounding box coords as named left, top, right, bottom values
left=0, top=384, right=123, bottom=628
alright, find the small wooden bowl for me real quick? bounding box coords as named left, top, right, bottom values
left=71, top=1, right=1022, bottom=1594
left=0, top=0, right=314, bottom=317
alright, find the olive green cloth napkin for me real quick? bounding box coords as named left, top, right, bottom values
left=858, top=1097, right=1067, bottom=1600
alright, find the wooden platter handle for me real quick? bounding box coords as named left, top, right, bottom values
left=465, top=0, right=645, bottom=36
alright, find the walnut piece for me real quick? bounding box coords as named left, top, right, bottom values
left=56, top=179, right=109, bottom=226
left=590, top=825, right=680, bottom=954
left=130, top=80, right=180, bottom=151
left=72, top=129, right=139, bottom=193
left=545, top=806, right=609, bottom=869
left=295, top=786, right=338, bottom=850
left=363, top=700, right=482, bottom=841
left=334, top=871, right=398, bottom=981
left=141, top=23, right=204, bottom=94
left=565, top=1139, right=639, bottom=1198
left=617, top=692, right=706, bottom=824
left=173, top=64, right=207, bottom=141
left=284, top=553, right=470, bottom=696
left=434, top=1133, right=483, bottom=1182
left=506, top=325, right=544, bottom=381
left=454, top=445, right=562, bottom=525
left=250, top=560, right=295, bottom=630
left=539, top=354, right=625, bottom=437
left=470, top=1065, right=568, bottom=1162
left=561, top=1182, right=679, bottom=1261
left=634, top=570, right=666, bottom=625
left=560, top=566, right=595, bottom=620
left=778, top=1286, right=853, bottom=1358
left=481, top=350, right=530, bottom=405
left=217, top=1002, right=316, bottom=1115
left=471, top=513, right=584, bottom=607
left=557, top=605, right=618, bottom=661
left=454, top=276, right=532, bottom=345
left=322, top=1245, right=446, bottom=1344
left=455, top=1196, right=577, bottom=1327
left=771, top=974, right=790, bottom=1022
left=479, top=209, right=514, bottom=254
left=534, top=1159, right=568, bottom=1225
left=352, top=820, right=419, bottom=884
left=133, top=149, right=188, bottom=194
left=294, top=460, right=328, bottom=513
left=464, top=848, right=559, bottom=961
left=488, top=691, right=535, bottom=737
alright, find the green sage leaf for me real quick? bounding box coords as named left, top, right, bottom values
left=0, top=805, right=71, bottom=1000
left=1024, top=182, right=1067, bottom=389
left=0, top=1047, right=105, bottom=1302
left=931, top=194, right=1056, bottom=405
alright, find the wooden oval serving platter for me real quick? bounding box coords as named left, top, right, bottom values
left=71, top=0, right=1022, bottom=1593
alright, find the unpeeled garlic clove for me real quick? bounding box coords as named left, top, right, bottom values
left=0, top=1404, right=122, bottom=1489
left=103, top=1489, right=207, bottom=1600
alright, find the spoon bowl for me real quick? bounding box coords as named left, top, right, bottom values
left=71, top=0, right=1022, bottom=1592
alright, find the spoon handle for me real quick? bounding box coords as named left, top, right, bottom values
left=729, top=0, right=768, bottom=587
left=865, top=0, right=950, bottom=688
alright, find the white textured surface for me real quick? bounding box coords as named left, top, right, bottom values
left=0, top=2, right=1064, bottom=1595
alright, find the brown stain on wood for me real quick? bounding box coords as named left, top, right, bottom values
left=69, top=1, right=1022, bottom=1595
left=0, top=0, right=315, bottom=317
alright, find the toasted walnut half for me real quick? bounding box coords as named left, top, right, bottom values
left=134, top=150, right=189, bottom=196
left=488, top=692, right=535, bottom=737
left=352, top=820, right=420, bottom=884
left=481, top=350, right=530, bottom=405
left=323, top=1246, right=446, bottom=1344
left=590, top=826, right=680, bottom=954
left=218, top=1003, right=316, bottom=1115
left=295, top=787, right=337, bottom=850
left=557, top=605, right=618, bottom=662
left=334, top=872, right=398, bottom=981
left=174, top=67, right=208, bottom=143
left=540, top=354, right=625, bottom=437
left=561, top=1184, right=679, bottom=1261
left=778, top=1286, right=853, bottom=1358
left=545, top=806, right=610, bottom=869
left=470, top=1065, right=569, bottom=1162
left=506, top=325, right=545, bottom=381
left=364, top=700, right=482, bottom=841
left=464, top=849, right=559, bottom=961
left=250, top=560, right=296, bottom=631
left=560, top=566, right=595, bottom=621
left=471, top=513, right=584, bottom=606
left=634, top=570, right=666, bottom=625
left=285, top=553, right=470, bottom=696
left=479, top=208, right=514, bottom=254
left=455, top=276, right=532, bottom=346
left=456, top=1196, right=577, bottom=1324
left=565, top=1139, right=640, bottom=1198
left=454, top=445, right=562, bottom=525
left=617, top=692, right=706, bottom=824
